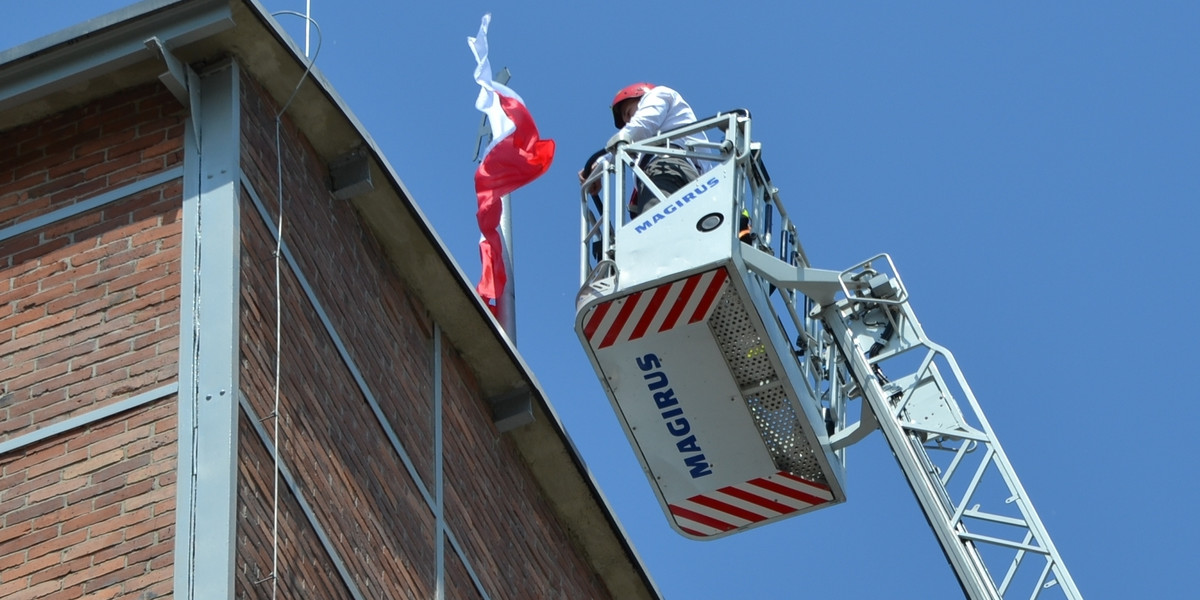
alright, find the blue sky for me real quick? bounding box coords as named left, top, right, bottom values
left=5, top=1, right=1198, bottom=598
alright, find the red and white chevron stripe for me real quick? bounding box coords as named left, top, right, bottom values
left=582, top=268, right=729, bottom=350
left=668, top=472, right=834, bottom=538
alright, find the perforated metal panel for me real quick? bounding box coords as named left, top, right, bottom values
left=709, top=289, right=775, bottom=386
left=745, top=384, right=825, bottom=482
left=709, top=287, right=826, bottom=484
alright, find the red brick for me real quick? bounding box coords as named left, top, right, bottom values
left=11, top=336, right=72, bottom=368
left=0, top=579, right=28, bottom=599
left=64, top=419, right=127, bottom=453
left=123, top=509, right=173, bottom=541
left=94, top=529, right=154, bottom=564
left=26, top=476, right=88, bottom=504
left=0, top=358, right=36, bottom=387
left=131, top=323, right=177, bottom=353
left=26, top=447, right=89, bottom=480
left=101, top=293, right=164, bottom=324
left=68, top=242, right=112, bottom=269
left=24, top=528, right=88, bottom=562
left=121, top=567, right=173, bottom=596
left=27, top=312, right=103, bottom=348
left=62, top=555, right=125, bottom=590
left=128, top=354, right=176, bottom=379
left=0, top=231, right=42, bottom=264
left=54, top=288, right=117, bottom=322
left=34, top=340, right=96, bottom=371
left=55, top=585, right=104, bottom=600
left=77, top=343, right=148, bottom=378
left=13, top=307, right=76, bottom=340
left=1, top=471, right=59, bottom=503
left=88, top=505, right=151, bottom=538
left=46, top=178, right=107, bottom=207
left=8, top=377, right=71, bottom=415
left=131, top=219, right=180, bottom=246
left=12, top=261, right=69, bottom=289
left=98, top=234, right=160, bottom=269
left=121, top=429, right=170, bottom=461
left=27, top=170, right=86, bottom=200
left=11, top=235, right=72, bottom=267
left=29, top=370, right=91, bottom=401
left=64, top=359, right=130, bottom=395
left=61, top=530, right=123, bottom=562
left=0, top=414, right=33, bottom=438
left=62, top=448, right=122, bottom=480
left=0, top=551, right=24, bottom=572
left=4, top=496, right=65, bottom=526
left=142, top=137, right=181, bottom=160
left=0, top=314, right=45, bottom=348
left=46, top=152, right=105, bottom=181
left=122, top=481, right=173, bottom=512
left=108, top=159, right=169, bottom=188
left=123, top=401, right=173, bottom=431
left=150, top=445, right=177, bottom=466
left=8, top=578, right=61, bottom=599
left=36, top=577, right=85, bottom=600
left=0, top=170, right=50, bottom=199
left=39, top=265, right=97, bottom=299
left=106, top=264, right=167, bottom=295
left=12, top=152, right=58, bottom=181
left=91, top=478, right=153, bottom=512
left=74, top=261, right=135, bottom=292
left=58, top=502, right=121, bottom=535
left=0, top=519, right=32, bottom=545
left=15, top=282, right=74, bottom=313
left=91, top=453, right=150, bottom=486
left=107, top=131, right=164, bottom=161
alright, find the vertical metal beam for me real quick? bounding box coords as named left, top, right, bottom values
left=174, top=60, right=241, bottom=600
left=434, top=323, right=445, bottom=600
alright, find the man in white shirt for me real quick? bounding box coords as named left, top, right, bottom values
left=581, top=83, right=705, bottom=218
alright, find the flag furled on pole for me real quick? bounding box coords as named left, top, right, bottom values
left=469, top=14, right=555, bottom=316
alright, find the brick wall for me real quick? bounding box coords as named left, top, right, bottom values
left=0, top=84, right=184, bottom=598
left=0, top=83, right=183, bottom=231
left=235, top=72, right=613, bottom=598
left=0, top=398, right=177, bottom=599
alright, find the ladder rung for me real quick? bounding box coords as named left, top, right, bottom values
left=961, top=508, right=1027, bottom=528
left=958, top=531, right=1049, bottom=555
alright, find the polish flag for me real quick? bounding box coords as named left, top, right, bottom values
left=468, top=14, right=555, bottom=316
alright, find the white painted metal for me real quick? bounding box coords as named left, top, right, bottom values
left=576, top=113, right=846, bottom=539
left=576, top=111, right=1081, bottom=597
left=175, top=60, right=242, bottom=600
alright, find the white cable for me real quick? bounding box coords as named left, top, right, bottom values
left=264, top=10, right=322, bottom=600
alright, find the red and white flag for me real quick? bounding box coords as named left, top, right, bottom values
left=468, top=14, right=555, bottom=315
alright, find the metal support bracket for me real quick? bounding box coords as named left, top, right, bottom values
left=329, top=146, right=374, bottom=200
left=739, top=246, right=854, bottom=306
left=487, top=385, right=533, bottom=432
left=144, top=36, right=200, bottom=142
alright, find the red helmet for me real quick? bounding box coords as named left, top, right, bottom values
left=611, top=82, right=655, bottom=128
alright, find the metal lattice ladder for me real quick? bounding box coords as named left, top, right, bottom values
left=809, top=255, right=1082, bottom=599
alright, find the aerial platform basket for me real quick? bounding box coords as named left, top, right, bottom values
left=575, top=112, right=846, bottom=539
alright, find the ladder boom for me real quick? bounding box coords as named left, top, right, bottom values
left=811, top=255, right=1082, bottom=599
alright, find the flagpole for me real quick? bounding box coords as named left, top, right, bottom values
left=473, top=66, right=516, bottom=342
left=498, top=193, right=515, bottom=340
left=469, top=17, right=553, bottom=341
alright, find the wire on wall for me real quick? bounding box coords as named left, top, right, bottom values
left=258, top=8, right=323, bottom=600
